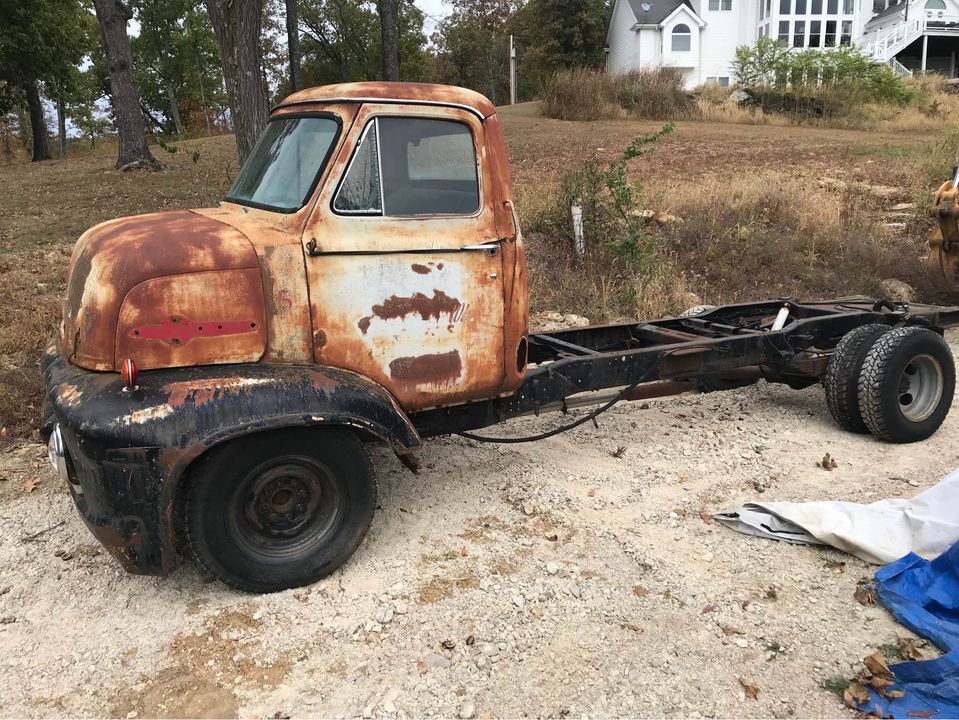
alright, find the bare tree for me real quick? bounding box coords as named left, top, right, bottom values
left=285, top=0, right=303, bottom=92
left=206, top=0, right=270, bottom=165
left=92, top=0, right=159, bottom=170
left=376, top=0, right=399, bottom=81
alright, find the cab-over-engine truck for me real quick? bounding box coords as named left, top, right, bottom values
left=42, top=82, right=959, bottom=592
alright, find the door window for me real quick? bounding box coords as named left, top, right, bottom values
left=333, top=117, right=480, bottom=217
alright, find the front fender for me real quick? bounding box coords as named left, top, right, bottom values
left=42, top=347, right=420, bottom=574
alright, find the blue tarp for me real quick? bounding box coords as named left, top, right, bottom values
left=860, top=540, right=959, bottom=718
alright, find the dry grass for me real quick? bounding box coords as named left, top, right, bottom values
left=541, top=68, right=692, bottom=121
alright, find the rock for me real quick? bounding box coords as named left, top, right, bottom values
left=373, top=605, right=394, bottom=624
left=733, top=637, right=749, bottom=648
left=879, top=278, right=916, bottom=303
left=546, top=561, right=559, bottom=575
left=568, top=582, right=582, bottom=599
left=459, top=701, right=476, bottom=719
left=890, top=202, right=915, bottom=211
left=728, top=89, right=750, bottom=104
left=511, top=594, right=525, bottom=608
left=421, top=651, right=451, bottom=669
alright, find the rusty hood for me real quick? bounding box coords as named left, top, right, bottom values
left=62, top=209, right=267, bottom=371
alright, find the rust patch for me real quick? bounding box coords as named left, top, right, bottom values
left=164, top=377, right=276, bottom=407
left=411, top=263, right=431, bottom=274
left=389, top=350, right=462, bottom=384
left=357, top=316, right=372, bottom=334
left=313, top=329, right=327, bottom=347
left=358, top=290, right=463, bottom=336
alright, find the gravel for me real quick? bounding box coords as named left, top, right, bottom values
left=1, top=332, right=956, bottom=718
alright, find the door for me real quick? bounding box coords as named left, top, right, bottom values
left=304, top=104, right=507, bottom=411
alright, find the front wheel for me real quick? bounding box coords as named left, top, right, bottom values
left=857, top=327, right=956, bottom=443
left=185, top=427, right=376, bottom=592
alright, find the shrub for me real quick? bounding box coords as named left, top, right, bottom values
left=540, top=68, right=619, bottom=121
left=541, top=68, right=693, bottom=121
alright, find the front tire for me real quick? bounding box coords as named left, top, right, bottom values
left=185, top=427, right=376, bottom=593
left=858, top=327, right=955, bottom=443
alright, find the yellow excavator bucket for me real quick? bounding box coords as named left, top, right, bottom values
left=931, top=171, right=959, bottom=280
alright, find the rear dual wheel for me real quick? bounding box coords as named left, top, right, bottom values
left=825, top=325, right=955, bottom=443
left=185, top=427, right=376, bottom=593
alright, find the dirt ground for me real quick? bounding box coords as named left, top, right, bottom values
left=2, top=334, right=956, bottom=718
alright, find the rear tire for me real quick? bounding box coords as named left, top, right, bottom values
left=858, top=327, right=955, bottom=443
left=185, top=427, right=376, bottom=593
left=824, top=323, right=891, bottom=433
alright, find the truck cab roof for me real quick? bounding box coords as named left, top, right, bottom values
left=274, top=82, right=498, bottom=120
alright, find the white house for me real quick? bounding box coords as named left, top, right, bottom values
left=606, top=0, right=959, bottom=87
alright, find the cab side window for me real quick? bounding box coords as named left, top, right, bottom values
left=333, top=117, right=480, bottom=217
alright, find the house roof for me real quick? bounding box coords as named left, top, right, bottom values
left=626, top=0, right=694, bottom=25
left=869, top=1, right=907, bottom=22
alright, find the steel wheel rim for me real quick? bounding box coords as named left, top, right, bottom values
left=228, top=455, right=341, bottom=559
left=898, top=353, right=943, bottom=423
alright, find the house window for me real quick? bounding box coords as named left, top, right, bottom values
left=780, top=0, right=791, bottom=13
left=809, top=19, right=822, bottom=46
left=778, top=20, right=790, bottom=40
left=767, top=0, right=772, bottom=15
left=827, top=0, right=838, bottom=12
left=825, top=19, right=837, bottom=45
left=812, top=0, right=823, bottom=12
left=840, top=19, right=852, bottom=43
left=333, top=118, right=480, bottom=217
left=794, top=19, right=806, bottom=45
left=796, top=0, right=807, bottom=12
left=671, top=24, right=692, bottom=51
left=843, top=0, right=854, bottom=12
left=926, top=0, right=946, bottom=7
left=760, top=0, right=765, bottom=19
left=709, top=0, right=732, bottom=9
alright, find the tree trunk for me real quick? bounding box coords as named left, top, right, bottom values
left=285, top=0, right=302, bottom=92
left=25, top=81, right=51, bottom=162
left=165, top=82, right=185, bottom=135
left=57, top=95, right=67, bottom=158
left=92, top=0, right=159, bottom=170
left=206, top=0, right=270, bottom=166
left=376, top=0, right=399, bottom=81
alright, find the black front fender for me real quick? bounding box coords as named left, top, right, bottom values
left=42, top=348, right=420, bottom=574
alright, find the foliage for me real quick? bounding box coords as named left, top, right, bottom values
left=731, top=37, right=916, bottom=117
left=131, top=0, right=227, bottom=135
left=431, top=0, right=515, bottom=105
left=541, top=68, right=691, bottom=121
left=529, top=124, right=673, bottom=268
left=299, top=0, right=428, bottom=85
left=523, top=0, right=611, bottom=72
left=0, top=0, right=94, bottom=110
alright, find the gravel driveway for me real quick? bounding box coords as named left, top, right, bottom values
left=2, top=334, right=957, bottom=719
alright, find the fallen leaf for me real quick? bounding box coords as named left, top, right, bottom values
left=855, top=584, right=879, bottom=606
left=459, top=547, right=469, bottom=557
left=611, top=446, right=626, bottom=459
left=586, top=488, right=596, bottom=497
left=702, top=604, right=716, bottom=614
left=678, top=475, right=689, bottom=483
left=881, top=689, right=905, bottom=700
left=620, top=622, right=644, bottom=634
left=765, top=587, right=778, bottom=600
left=898, top=637, right=926, bottom=661
left=631, top=585, right=649, bottom=598
left=416, top=660, right=427, bottom=673
left=22, top=476, right=40, bottom=492
left=465, top=635, right=475, bottom=646
left=722, top=626, right=744, bottom=636
left=817, top=452, right=839, bottom=470
left=906, top=711, right=938, bottom=718
left=546, top=534, right=559, bottom=542
left=843, top=681, right=871, bottom=709
left=700, top=512, right=713, bottom=524
left=864, top=650, right=893, bottom=680
left=441, top=639, right=456, bottom=650
left=739, top=679, right=759, bottom=700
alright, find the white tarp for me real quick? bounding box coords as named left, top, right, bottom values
left=714, top=469, right=959, bottom=565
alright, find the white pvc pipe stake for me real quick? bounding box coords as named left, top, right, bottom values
left=571, top=204, right=584, bottom=258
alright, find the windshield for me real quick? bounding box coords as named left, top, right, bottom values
left=227, top=115, right=340, bottom=212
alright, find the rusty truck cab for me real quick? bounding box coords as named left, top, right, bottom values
left=44, top=83, right=528, bottom=591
